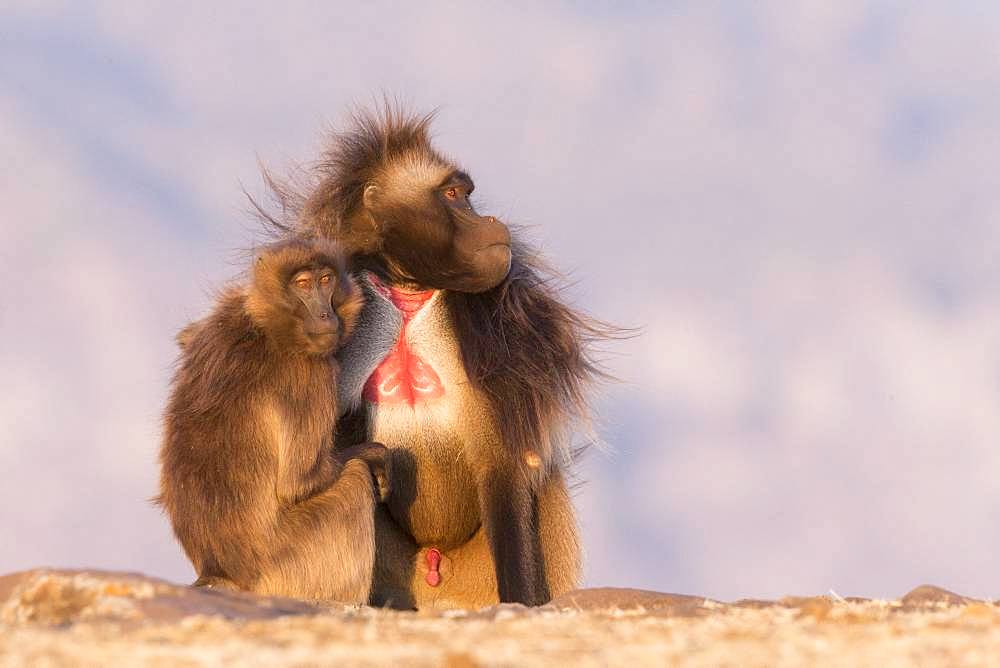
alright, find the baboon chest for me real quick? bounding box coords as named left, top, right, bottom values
left=338, top=278, right=494, bottom=549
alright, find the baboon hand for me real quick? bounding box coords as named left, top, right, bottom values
left=339, top=442, right=391, bottom=502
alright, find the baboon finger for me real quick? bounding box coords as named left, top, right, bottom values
left=339, top=441, right=391, bottom=501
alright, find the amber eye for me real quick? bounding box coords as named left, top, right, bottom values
left=445, top=187, right=458, bottom=200
left=295, top=278, right=311, bottom=289
left=319, top=274, right=332, bottom=285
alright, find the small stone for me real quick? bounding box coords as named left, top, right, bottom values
left=0, top=569, right=317, bottom=626
left=549, top=587, right=715, bottom=615
left=900, top=585, right=973, bottom=607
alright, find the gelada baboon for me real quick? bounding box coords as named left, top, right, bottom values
left=260, top=107, right=610, bottom=608
left=158, top=238, right=389, bottom=602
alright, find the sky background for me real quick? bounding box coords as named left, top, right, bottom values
left=3, top=1, right=1000, bottom=602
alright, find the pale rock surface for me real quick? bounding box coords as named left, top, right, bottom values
left=1, top=569, right=999, bottom=666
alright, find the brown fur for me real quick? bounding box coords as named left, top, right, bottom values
left=157, top=238, right=386, bottom=602
left=254, top=105, right=615, bottom=608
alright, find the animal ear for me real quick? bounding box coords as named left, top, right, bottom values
left=363, top=183, right=379, bottom=209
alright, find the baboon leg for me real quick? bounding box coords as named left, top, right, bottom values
left=410, top=528, right=499, bottom=610
left=479, top=467, right=548, bottom=605
left=371, top=512, right=498, bottom=610
left=536, top=472, right=581, bottom=597
left=418, top=473, right=579, bottom=607
left=371, top=472, right=580, bottom=610
left=370, top=505, right=418, bottom=609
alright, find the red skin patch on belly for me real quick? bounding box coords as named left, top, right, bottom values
left=363, top=278, right=444, bottom=406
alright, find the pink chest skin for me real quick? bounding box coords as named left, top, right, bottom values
left=362, top=279, right=445, bottom=406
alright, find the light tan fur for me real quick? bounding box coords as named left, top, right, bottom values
left=339, top=276, right=581, bottom=609
left=372, top=471, right=581, bottom=609
left=379, top=155, right=453, bottom=204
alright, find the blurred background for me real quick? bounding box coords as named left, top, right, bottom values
left=3, top=2, right=1000, bottom=601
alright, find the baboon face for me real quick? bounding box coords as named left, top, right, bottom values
left=364, top=164, right=512, bottom=293
left=288, top=265, right=343, bottom=351
left=304, top=111, right=513, bottom=293
left=284, top=262, right=363, bottom=356
left=248, top=239, right=362, bottom=357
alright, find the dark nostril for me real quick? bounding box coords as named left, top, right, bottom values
left=319, top=312, right=330, bottom=320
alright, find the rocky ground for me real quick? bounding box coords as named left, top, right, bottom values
left=2, top=569, right=999, bottom=666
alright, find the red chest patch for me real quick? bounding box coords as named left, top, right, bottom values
left=363, top=277, right=445, bottom=406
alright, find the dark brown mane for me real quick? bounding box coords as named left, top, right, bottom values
left=446, top=236, right=617, bottom=465
left=252, top=105, right=448, bottom=256
left=303, top=107, right=442, bottom=239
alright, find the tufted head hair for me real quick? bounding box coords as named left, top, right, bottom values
left=245, top=237, right=362, bottom=353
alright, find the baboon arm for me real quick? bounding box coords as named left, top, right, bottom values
left=283, top=459, right=375, bottom=525
left=275, top=449, right=340, bottom=506
left=479, top=469, right=549, bottom=606
left=259, top=459, right=377, bottom=602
